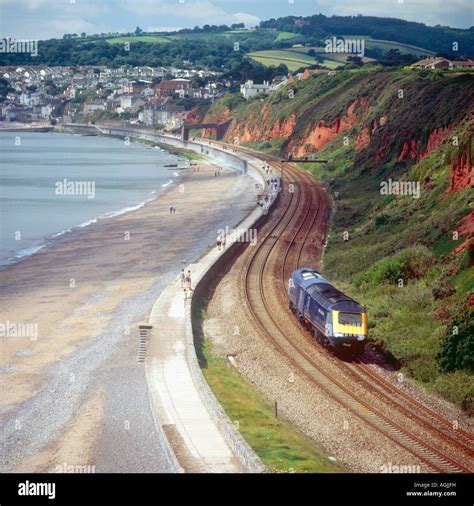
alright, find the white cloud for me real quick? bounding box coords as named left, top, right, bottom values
left=315, top=0, right=473, bottom=27
left=121, top=0, right=259, bottom=25
left=49, top=18, right=96, bottom=34
left=232, top=12, right=259, bottom=27
left=146, top=26, right=182, bottom=32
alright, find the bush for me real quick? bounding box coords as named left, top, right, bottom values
left=222, top=93, right=246, bottom=110
left=437, top=305, right=474, bottom=373
left=353, top=246, right=434, bottom=287
left=432, top=279, right=456, bottom=299
left=375, top=214, right=389, bottom=226
left=257, top=141, right=272, bottom=150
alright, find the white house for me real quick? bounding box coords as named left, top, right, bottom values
left=240, top=80, right=271, bottom=99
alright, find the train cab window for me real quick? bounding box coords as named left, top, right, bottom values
left=338, top=312, right=362, bottom=325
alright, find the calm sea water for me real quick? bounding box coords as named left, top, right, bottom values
left=0, top=131, right=183, bottom=267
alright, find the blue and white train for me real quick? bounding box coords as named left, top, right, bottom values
left=288, top=268, right=368, bottom=355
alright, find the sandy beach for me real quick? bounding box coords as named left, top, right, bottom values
left=0, top=161, right=258, bottom=472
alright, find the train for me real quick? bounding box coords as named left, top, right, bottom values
left=288, top=267, right=368, bottom=355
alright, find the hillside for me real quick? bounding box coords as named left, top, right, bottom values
left=1, top=14, right=473, bottom=67
left=260, top=14, right=474, bottom=55
left=201, top=68, right=474, bottom=413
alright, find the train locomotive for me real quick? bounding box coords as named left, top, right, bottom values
left=288, top=268, right=367, bottom=355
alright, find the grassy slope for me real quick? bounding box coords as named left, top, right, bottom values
left=205, top=68, right=474, bottom=413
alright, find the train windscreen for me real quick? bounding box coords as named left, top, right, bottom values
left=338, top=312, right=362, bottom=325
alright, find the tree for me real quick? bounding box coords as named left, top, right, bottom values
left=346, top=55, right=363, bottom=66
left=81, top=32, right=87, bottom=38
left=438, top=305, right=474, bottom=373
left=135, top=27, right=143, bottom=35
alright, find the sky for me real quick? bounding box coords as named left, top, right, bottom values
left=0, top=0, right=473, bottom=40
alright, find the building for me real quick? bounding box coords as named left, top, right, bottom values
left=240, top=80, right=271, bottom=99
left=142, top=103, right=186, bottom=128
left=122, top=81, right=145, bottom=94
left=413, top=57, right=474, bottom=70
left=82, top=99, right=106, bottom=113
left=452, top=59, right=474, bottom=69
left=155, top=79, right=190, bottom=97
left=412, top=57, right=452, bottom=69
left=119, top=94, right=144, bottom=110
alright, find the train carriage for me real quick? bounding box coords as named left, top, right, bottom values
left=288, top=267, right=367, bottom=355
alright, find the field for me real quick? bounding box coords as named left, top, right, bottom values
left=274, top=31, right=299, bottom=42
left=105, top=35, right=172, bottom=44
left=290, top=46, right=375, bottom=64
left=343, top=35, right=434, bottom=56
left=106, top=29, right=296, bottom=45
left=247, top=37, right=432, bottom=70
left=248, top=49, right=344, bottom=71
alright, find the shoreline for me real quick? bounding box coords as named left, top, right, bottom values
left=0, top=130, right=189, bottom=269
left=0, top=146, right=259, bottom=472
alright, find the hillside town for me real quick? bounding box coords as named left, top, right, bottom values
left=1, top=54, right=472, bottom=129
left=0, top=65, right=229, bottom=129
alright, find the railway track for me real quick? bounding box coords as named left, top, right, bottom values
left=219, top=142, right=473, bottom=473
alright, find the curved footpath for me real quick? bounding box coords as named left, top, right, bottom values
left=144, top=139, right=276, bottom=473
left=59, top=126, right=277, bottom=472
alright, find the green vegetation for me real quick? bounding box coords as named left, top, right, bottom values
left=248, top=50, right=318, bottom=71
left=248, top=49, right=344, bottom=71
left=193, top=297, right=342, bottom=473
left=155, top=143, right=205, bottom=161
left=260, top=14, right=474, bottom=55
left=105, top=35, right=172, bottom=44
left=287, top=46, right=376, bottom=64
left=274, top=31, right=299, bottom=42
left=205, top=68, right=474, bottom=414
left=3, top=14, right=473, bottom=67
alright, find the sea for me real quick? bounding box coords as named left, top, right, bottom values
left=0, top=131, right=184, bottom=267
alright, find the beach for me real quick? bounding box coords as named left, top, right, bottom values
left=0, top=160, right=258, bottom=472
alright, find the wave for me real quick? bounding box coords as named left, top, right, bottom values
left=10, top=244, right=47, bottom=260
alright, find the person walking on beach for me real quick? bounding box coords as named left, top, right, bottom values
left=216, top=234, right=222, bottom=251
left=169, top=205, right=173, bottom=214
left=180, top=268, right=185, bottom=288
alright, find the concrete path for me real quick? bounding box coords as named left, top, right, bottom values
left=144, top=146, right=278, bottom=473
left=146, top=263, right=244, bottom=473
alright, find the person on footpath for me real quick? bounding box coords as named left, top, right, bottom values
left=180, top=268, right=185, bottom=288
left=185, top=270, right=192, bottom=291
